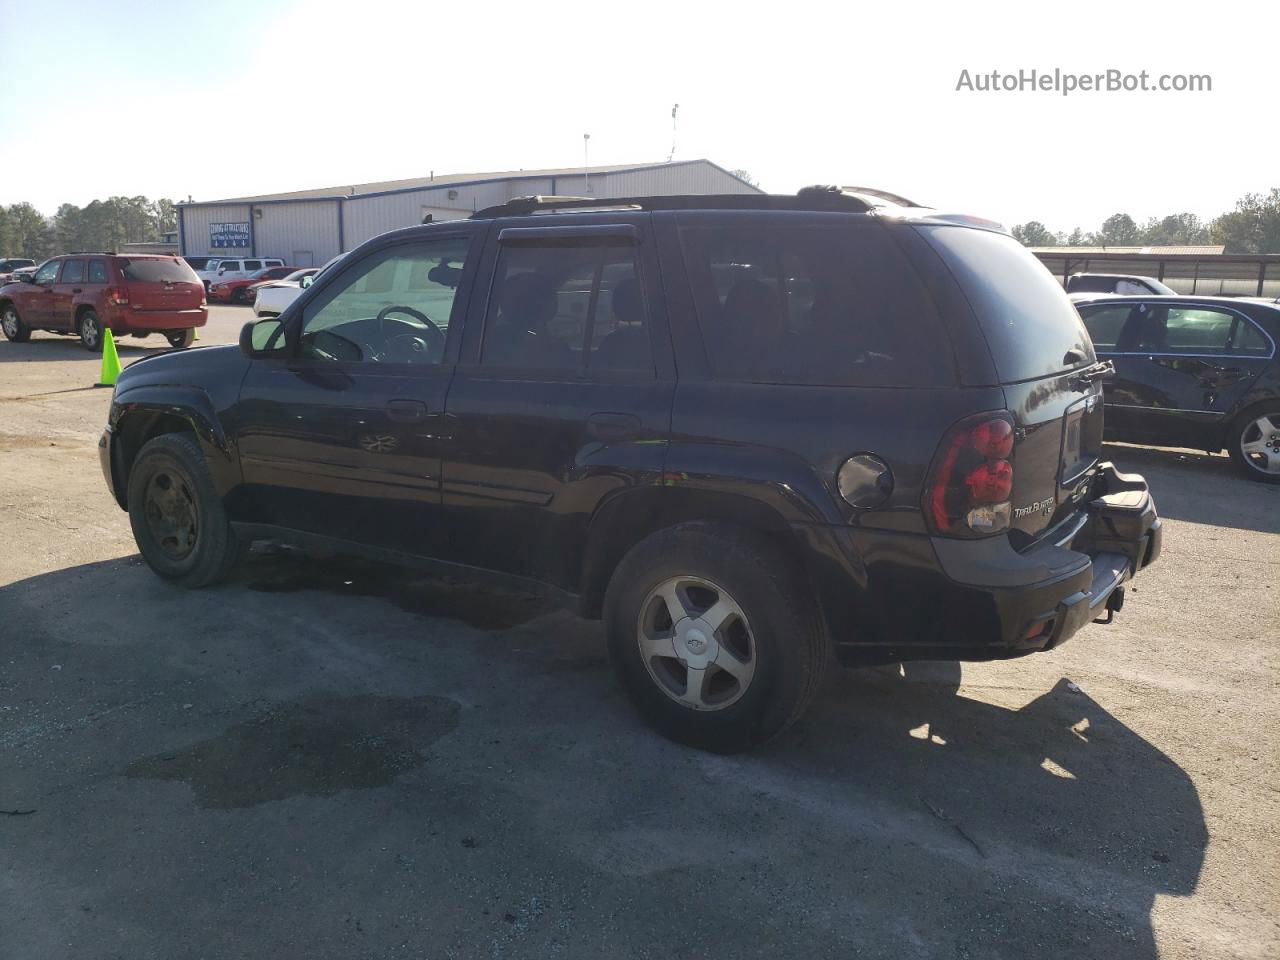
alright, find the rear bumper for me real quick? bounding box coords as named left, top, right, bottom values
left=106, top=305, right=207, bottom=332
left=809, top=462, right=1162, bottom=665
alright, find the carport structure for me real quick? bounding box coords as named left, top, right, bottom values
left=1033, top=247, right=1280, bottom=298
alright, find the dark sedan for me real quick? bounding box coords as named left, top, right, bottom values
left=1076, top=295, right=1280, bottom=481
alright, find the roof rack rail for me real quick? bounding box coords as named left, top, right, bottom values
left=67, top=250, right=116, bottom=256
left=798, top=185, right=927, bottom=208
left=471, top=191, right=872, bottom=219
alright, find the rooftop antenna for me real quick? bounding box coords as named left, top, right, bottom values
left=583, top=133, right=591, bottom=193
left=668, top=104, right=679, bottom=162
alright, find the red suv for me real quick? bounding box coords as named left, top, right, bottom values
left=0, top=254, right=206, bottom=351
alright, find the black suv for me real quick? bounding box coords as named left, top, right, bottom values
left=99, top=189, right=1162, bottom=751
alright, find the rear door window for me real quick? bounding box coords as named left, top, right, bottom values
left=1080, top=304, right=1134, bottom=350
left=921, top=225, right=1093, bottom=381
left=87, top=260, right=108, bottom=283
left=244, top=259, right=263, bottom=271
left=481, top=236, right=652, bottom=375
left=60, top=260, right=85, bottom=284
left=678, top=221, right=953, bottom=386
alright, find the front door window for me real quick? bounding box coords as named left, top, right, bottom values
left=298, top=237, right=471, bottom=365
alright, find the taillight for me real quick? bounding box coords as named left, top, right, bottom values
left=925, top=412, right=1016, bottom=537
left=106, top=285, right=129, bottom=305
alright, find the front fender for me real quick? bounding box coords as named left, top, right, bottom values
left=109, top=385, right=240, bottom=500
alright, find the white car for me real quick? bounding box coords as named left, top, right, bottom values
left=197, top=257, right=284, bottom=291
left=253, top=254, right=344, bottom=317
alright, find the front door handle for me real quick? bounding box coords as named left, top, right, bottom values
left=385, top=399, right=427, bottom=422
left=587, top=411, right=641, bottom=440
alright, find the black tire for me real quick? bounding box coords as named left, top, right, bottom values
left=603, top=523, right=828, bottom=753
left=166, top=329, right=196, bottom=349
left=1226, top=405, right=1280, bottom=484
left=127, top=433, right=245, bottom=587
left=1, top=303, right=31, bottom=342
left=232, top=287, right=247, bottom=304
left=78, top=309, right=104, bottom=352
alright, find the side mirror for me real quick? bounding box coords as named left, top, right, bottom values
left=299, top=275, right=314, bottom=289
left=239, top=318, right=286, bottom=357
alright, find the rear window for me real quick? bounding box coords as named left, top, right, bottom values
left=118, top=258, right=199, bottom=283
left=921, top=226, right=1093, bottom=382
left=679, top=221, right=955, bottom=387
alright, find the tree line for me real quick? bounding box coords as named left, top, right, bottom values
left=1012, top=188, right=1280, bottom=254
left=0, top=197, right=178, bottom=260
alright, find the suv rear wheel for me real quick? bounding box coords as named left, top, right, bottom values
left=127, top=433, right=246, bottom=586
left=78, top=310, right=104, bottom=352
left=166, top=329, right=196, bottom=349
left=1229, top=405, right=1280, bottom=483
left=603, top=523, right=828, bottom=752
left=1, top=304, right=31, bottom=342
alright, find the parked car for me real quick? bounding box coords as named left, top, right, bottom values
left=253, top=255, right=344, bottom=317
left=1067, top=273, right=1175, bottom=300
left=196, top=257, right=284, bottom=292
left=0, top=257, right=36, bottom=283
left=1076, top=295, right=1280, bottom=481
left=1, top=254, right=206, bottom=350
left=208, top=265, right=298, bottom=304
left=97, top=189, right=1161, bottom=751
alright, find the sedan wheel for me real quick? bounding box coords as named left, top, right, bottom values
left=1236, top=411, right=1280, bottom=480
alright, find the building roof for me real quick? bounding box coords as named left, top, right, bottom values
left=1030, top=244, right=1226, bottom=256
left=188, top=159, right=751, bottom=205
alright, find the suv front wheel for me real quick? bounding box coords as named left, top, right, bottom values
left=604, top=523, right=828, bottom=752
left=127, top=433, right=246, bottom=586
left=1, top=304, right=31, bottom=342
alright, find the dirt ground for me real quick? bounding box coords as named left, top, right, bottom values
left=2, top=305, right=1277, bottom=959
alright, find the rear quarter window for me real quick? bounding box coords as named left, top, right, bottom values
left=922, top=226, right=1094, bottom=381
left=679, top=221, right=956, bottom=387
left=118, top=259, right=200, bottom=283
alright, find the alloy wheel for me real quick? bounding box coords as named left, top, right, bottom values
left=1239, top=413, right=1280, bottom=475
left=636, top=575, right=757, bottom=711
left=2, top=309, right=18, bottom=338
left=80, top=314, right=100, bottom=349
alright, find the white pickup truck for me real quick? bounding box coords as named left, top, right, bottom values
left=253, top=254, right=344, bottom=317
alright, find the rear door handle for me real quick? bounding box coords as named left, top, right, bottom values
left=587, top=411, right=641, bottom=440
left=385, top=399, right=428, bottom=422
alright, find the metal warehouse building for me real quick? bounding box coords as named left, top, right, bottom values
left=177, top=159, right=760, bottom=267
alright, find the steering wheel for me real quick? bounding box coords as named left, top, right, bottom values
left=373, top=304, right=445, bottom=363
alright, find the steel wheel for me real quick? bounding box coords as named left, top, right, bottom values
left=1238, top=412, right=1280, bottom=476
left=142, top=469, right=199, bottom=561
left=637, top=575, right=756, bottom=711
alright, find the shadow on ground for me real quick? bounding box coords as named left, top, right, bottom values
left=1103, top=441, right=1279, bottom=533
left=1, top=553, right=1209, bottom=959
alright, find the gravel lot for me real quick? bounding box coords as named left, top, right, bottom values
left=2, top=305, right=1277, bottom=959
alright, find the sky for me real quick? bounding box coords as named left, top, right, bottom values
left=1, top=0, right=1276, bottom=234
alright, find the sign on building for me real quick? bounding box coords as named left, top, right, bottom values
left=210, top=222, right=250, bottom=248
